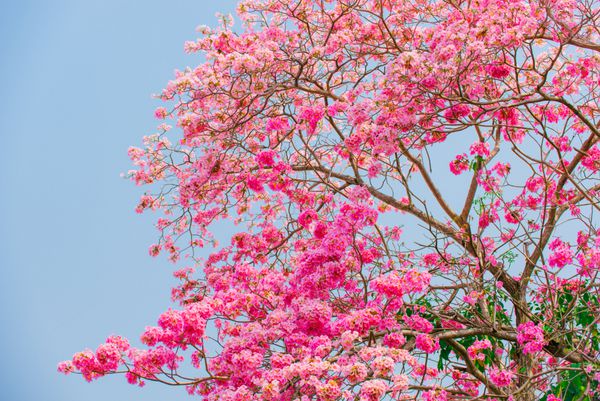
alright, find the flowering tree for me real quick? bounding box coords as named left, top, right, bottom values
left=59, top=0, right=600, bottom=400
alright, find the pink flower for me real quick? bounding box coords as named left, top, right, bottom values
left=345, top=362, right=369, bottom=383
left=463, top=291, right=480, bottom=305
left=470, top=141, right=491, bottom=158
left=246, top=175, right=264, bottom=192
left=372, top=269, right=431, bottom=298
left=441, top=319, right=465, bottom=330
left=57, top=360, right=75, bottom=374
left=312, top=221, right=328, bottom=239
left=415, top=334, right=440, bottom=353
left=488, top=367, right=514, bottom=387
left=95, top=343, right=122, bottom=371
left=449, top=153, right=469, bottom=175
left=479, top=210, right=493, bottom=229
left=422, top=388, right=448, bottom=401
left=265, top=116, right=289, bottom=133
left=360, top=379, right=388, bottom=401
left=340, top=330, right=360, bottom=350
left=421, top=75, right=438, bottom=89
left=582, top=146, right=600, bottom=171
left=486, top=63, right=511, bottom=79
left=345, top=134, right=363, bottom=153
left=391, top=374, right=409, bottom=394
left=256, top=150, right=276, bottom=168
left=517, top=322, right=545, bottom=354
left=298, top=209, right=318, bottom=228
left=300, top=105, right=325, bottom=134
left=492, top=162, right=511, bottom=177
left=467, top=339, right=491, bottom=361
left=504, top=207, right=522, bottom=224
left=316, top=380, right=342, bottom=401
left=148, top=244, right=161, bottom=257
left=577, top=247, right=600, bottom=277
left=154, top=107, right=168, bottom=119
left=444, top=104, right=470, bottom=122
left=158, top=309, right=184, bottom=334
left=550, top=135, right=572, bottom=152
left=404, top=314, right=434, bottom=333
left=503, top=128, right=526, bottom=143
left=383, top=332, right=407, bottom=348
left=371, top=356, right=395, bottom=377
left=71, top=350, right=102, bottom=382
left=548, top=238, right=573, bottom=268
left=368, top=161, right=382, bottom=178
left=294, top=298, right=332, bottom=335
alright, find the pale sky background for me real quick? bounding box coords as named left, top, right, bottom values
left=0, top=1, right=236, bottom=400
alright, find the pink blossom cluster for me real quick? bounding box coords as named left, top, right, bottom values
left=59, top=336, right=129, bottom=382
left=467, top=339, right=492, bottom=361
left=359, top=379, right=388, bottom=401
left=517, top=322, right=546, bottom=355
left=415, top=334, right=440, bottom=354
left=548, top=238, right=573, bottom=269
left=488, top=367, right=514, bottom=387
left=449, top=153, right=469, bottom=175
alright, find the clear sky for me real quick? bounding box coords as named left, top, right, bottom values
left=0, top=1, right=236, bottom=400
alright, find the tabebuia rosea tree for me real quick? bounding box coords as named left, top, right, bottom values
left=59, top=0, right=600, bottom=400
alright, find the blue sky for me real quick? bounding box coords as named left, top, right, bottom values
left=0, top=1, right=236, bottom=400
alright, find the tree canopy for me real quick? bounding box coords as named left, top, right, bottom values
left=60, top=1, right=600, bottom=400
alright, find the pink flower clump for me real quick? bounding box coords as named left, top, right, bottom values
left=449, top=153, right=469, bottom=175
left=548, top=238, right=573, bottom=269
left=372, top=269, right=431, bottom=298
left=404, top=314, right=434, bottom=333
left=581, top=146, right=599, bottom=171
left=256, top=150, right=277, bottom=168
left=488, top=367, right=514, bottom=387
left=382, top=332, right=407, bottom=348
left=360, top=379, right=388, bottom=401
left=517, top=322, right=546, bottom=355
left=467, top=339, right=492, bottom=361
left=422, top=388, right=448, bottom=401
left=300, top=105, right=325, bottom=134
left=415, top=334, right=440, bottom=353
left=486, top=63, right=511, bottom=79
left=470, top=141, right=491, bottom=158
left=59, top=335, right=130, bottom=382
